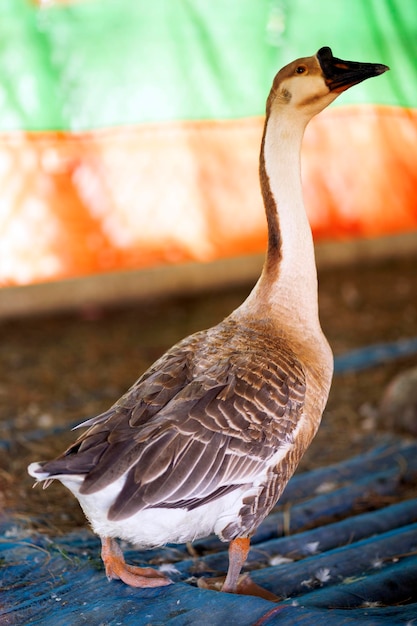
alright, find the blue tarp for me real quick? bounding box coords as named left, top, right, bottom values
left=2, top=438, right=417, bottom=625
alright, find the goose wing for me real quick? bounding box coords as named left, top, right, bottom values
left=44, top=328, right=306, bottom=521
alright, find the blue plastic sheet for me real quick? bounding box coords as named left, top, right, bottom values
left=2, top=439, right=417, bottom=625
left=334, top=336, right=417, bottom=373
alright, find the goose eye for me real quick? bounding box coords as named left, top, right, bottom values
left=295, top=66, right=307, bottom=74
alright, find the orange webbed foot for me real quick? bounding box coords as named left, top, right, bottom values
left=198, top=573, right=280, bottom=601
left=101, top=537, right=172, bottom=588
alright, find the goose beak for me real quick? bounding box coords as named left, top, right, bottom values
left=317, top=46, right=389, bottom=93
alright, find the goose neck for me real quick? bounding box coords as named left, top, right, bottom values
left=255, top=110, right=320, bottom=326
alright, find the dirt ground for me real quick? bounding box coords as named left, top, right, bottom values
left=1, top=253, right=416, bottom=533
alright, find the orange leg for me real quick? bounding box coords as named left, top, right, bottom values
left=222, top=537, right=250, bottom=593
left=101, top=537, right=172, bottom=588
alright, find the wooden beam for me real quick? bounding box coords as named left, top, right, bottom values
left=1, top=232, right=416, bottom=319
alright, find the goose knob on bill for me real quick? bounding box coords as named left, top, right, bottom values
left=28, top=47, right=388, bottom=594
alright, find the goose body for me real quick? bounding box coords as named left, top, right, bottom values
left=28, top=47, right=388, bottom=593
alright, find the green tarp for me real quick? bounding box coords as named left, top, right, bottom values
left=0, top=0, right=413, bottom=132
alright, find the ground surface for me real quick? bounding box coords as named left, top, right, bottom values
left=1, top=253, right=416, bottom=533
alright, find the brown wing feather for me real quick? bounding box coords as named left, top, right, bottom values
left=39, top=335, right=201, bottom=481
left=41, top=319, right=306, bottom=521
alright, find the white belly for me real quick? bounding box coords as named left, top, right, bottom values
left=59, top=473, right=249, bottom=547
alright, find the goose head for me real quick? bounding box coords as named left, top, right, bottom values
left=266, top=46, right=389, bottom=120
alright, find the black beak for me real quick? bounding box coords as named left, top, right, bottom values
left=317, top=46, right=389, bottom=92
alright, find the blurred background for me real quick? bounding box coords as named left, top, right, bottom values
left=0, top=0, right=416, bottom=309
left=1, top=0, right=417, bottom=528
left=2, top=4, right=417, bottom=622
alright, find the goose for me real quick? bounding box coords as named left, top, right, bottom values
left=28, top=47, right=388, bottom=594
